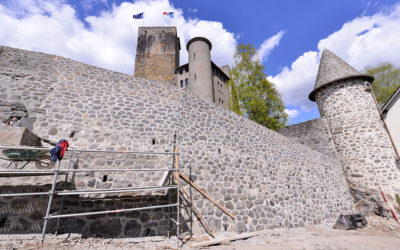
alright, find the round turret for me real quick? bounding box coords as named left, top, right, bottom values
left=310, top=49, right=400, bottom=203
left=186, top=37, right=213, bottom=102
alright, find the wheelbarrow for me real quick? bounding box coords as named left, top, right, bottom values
left=0, top=148, right=53, bottom=169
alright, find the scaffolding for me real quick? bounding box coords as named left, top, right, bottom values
left=0, top=143, right=181, bottom=247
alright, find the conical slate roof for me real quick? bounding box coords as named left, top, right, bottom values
left=308, top=49, right=374, bottom=101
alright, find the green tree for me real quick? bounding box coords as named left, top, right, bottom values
left=364, top=63, right=400, bottom=105
left=228, top=44, right=287, bottom=130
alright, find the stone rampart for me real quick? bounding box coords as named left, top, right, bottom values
left=0, top=46, right=354, bottom=236
left=278, top=117, right=338, bottom=160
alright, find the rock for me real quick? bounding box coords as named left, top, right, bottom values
left=89, top=218, right=122, bottom=237
left=355, top=199, right=376, bottom=216
left=236, top=221, right=248, bottom=233
left=9, top=101, right=27, bottom=112
left=0, top=124, right=41, bottom=146
left=48, top=127, right=58, bottom=135
left=124, top=220, right=142, bottom=237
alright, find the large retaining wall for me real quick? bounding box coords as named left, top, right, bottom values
left=0, top=46, right=355, bottom=236
left=278, top=117, right=338, bottom=160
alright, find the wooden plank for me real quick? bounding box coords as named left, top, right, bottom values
left=179, top=172, right=235, bottom=220
left=180, top=187, right=215, bottom=238
left=189, top=231, right=260, bottom=248
left=158, top=170, right=170, bottom=187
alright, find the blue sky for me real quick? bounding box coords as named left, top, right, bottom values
left=1, top=0, right=400, bottom=124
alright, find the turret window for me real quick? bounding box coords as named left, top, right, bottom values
left=185, top=78, right=188, bottom=87
left=194, top=74, right=196, bottom=81
left=180, top=80, right=183, bottom=88
left=194, top=53, right=195, bottom=60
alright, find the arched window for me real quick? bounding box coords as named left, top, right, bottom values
left=180, top=80, right=183, bottom=88
left=185, top=78, right=188, bottom=87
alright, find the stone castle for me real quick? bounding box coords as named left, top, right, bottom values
left=134, top=27, right=231, bottom=109
left=0, top=26, right=399, bottom=238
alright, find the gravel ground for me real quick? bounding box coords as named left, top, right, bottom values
left=1, top=216, right=399, bottom=249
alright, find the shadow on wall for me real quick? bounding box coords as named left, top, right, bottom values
left=0, top=185, right=188, bottom=238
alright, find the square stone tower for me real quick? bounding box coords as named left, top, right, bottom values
left=134, top=27, right=180, bottom=84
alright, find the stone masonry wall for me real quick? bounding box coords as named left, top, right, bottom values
left=0, top=185, right=176, bottom=237
left=278, top=117, right=338, bottom=160
left=315, top=79, right=400, bottom=202
left=0, top=46, right=355, bottom=237
left=134, top=27, right=179, bottom=84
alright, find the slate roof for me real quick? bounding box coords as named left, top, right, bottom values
left=309, top=49, right=374, bottom=101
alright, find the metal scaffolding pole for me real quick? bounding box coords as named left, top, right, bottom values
left=48, top=203, right=179, bottom=219
left=0, top=143, right=182, bottom=246
left=41, top=159, right=61, bottom=242
left=0, top=168, right=180, bottom=175
left=55, top=153, right=73, bottom=235
left=189, top=163, right=193, bottom=237
left=0, top=146, right=178, bottom=155
left=174, top=131, right=181, bottom=249
left=177, top=144, right=181, bottom=249
left=55, top=185, right=178, bottom=196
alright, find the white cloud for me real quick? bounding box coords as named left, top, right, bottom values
left=188, top=8, right=198, bottom=14
left=284, top=108, right=299, bottom=119
left=81, top=0, right=109, bottom=11
left=0, top=0, right=236, bottom=74
left=268, top=51, right=320, bottom=111
left=256, top=31, right=285, bottom=62
left=269, top=3, right=400, bottom=112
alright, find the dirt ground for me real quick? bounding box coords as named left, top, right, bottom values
left=1, top=216, right=399, bottom=249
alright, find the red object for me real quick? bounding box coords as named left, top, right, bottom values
left=382, top=191, right=399, bottom=222
left=59, top=140, right=69, bottom=158
left=163, top=12, right=167, bottom=15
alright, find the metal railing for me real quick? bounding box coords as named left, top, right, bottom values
left=0, top=144, right=181, bottom=247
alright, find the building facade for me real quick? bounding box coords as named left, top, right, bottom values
left=134, top=27, right=230, bottom=109
left=382, top=87, right=400, bottom=152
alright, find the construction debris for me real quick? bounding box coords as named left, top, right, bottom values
left=333, top=214, right=368, bottom=230
left=189, top=231, right=260, bottom=248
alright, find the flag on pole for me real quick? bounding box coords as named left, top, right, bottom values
left=133, top=12, right=144, bottom=19
left=163, top=12, right=174, bottom=18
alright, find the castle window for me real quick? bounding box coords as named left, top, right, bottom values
left=222, top=100, right=224, bottom=105
left=194, top=74, right=196, bottom=81
left=185, top=78, right=188, bottom=87
left=180, top=80, right=183, bottom=88
left=194, top=53, right=195, bottom=60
